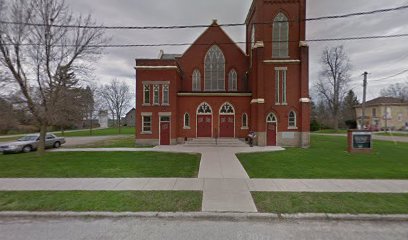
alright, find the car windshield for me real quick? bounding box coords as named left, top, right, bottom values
left=17, top=136, right=38, bottom=141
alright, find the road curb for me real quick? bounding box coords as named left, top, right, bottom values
left=1, top=211, right=408, bottom=222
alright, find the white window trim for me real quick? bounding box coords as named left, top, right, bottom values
left=141, top=112, right=153, bottom=134
left=241, top=113, right=249, bottom=129
left=192, top=70, right=201, bottom=92
left=183, top=113, right=191, bottom=129
left=143, top=84, right=151, bottom=105
left=162, top=84, right=170, bottom=105
left=288, top=111, right=297, bottom=129
left=275, top=70, right=280, bottom=104
left=272, top=12, right=289, bottom=58
left=228, top=69, right=238, bottom=91
left=153, top=85, right=160, bottom=106
left=282, top=70, right=287, bottom=104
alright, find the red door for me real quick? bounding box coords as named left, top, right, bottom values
left=267, top=123, right=277, bottom=146
left=219, top=115, right=234, bottom=138
left=160, top=122, right=170, bottom=145
left=197, top=115, right=212, bottom=137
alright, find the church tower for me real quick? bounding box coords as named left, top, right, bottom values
left=246, top=0, right=310, bottom=147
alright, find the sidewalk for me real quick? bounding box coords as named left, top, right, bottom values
left=1, top=178, right=407, bottom=193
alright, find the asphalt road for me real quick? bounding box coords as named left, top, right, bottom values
left=0, top=217, right=407, bottom=240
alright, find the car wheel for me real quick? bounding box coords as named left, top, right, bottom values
left=53, top=142, right=61, bottom=148
left=22, top=145, right=32, bottom=153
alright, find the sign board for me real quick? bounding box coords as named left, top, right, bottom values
left=352, top=132, right=372, bottom=149
left=347, top=130, right=373, bottom=153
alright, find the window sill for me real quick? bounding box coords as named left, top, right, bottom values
left=241, top=127, right=249, bottom=130
left=288, top=127, right=298, bottom=130
left=162, top=104, right=170, bottom=106
left=183, top=127, right=191, bottom=130
left=153, top=103, right=160, bottom=106
left=275, top=103, right=281, bottom=105
left=141, top=131, right=152, bottom=135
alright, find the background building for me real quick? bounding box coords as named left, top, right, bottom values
left=355, top=97, right=408, bottom=131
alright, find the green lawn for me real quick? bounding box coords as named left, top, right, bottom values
left=0, top=191, right=202, bottom=212
left=313, top=129, right=348, bottom=134
left=253, top=192, right=408, bottom=214
left=70, top=136, right=152, bottom=148
left=238, top=135, right=408, bottom=179
left=56, top=127, right=135, bottom=137
left=0, top=152, right=200, bottom=178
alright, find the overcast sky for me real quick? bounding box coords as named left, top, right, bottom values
left=69, top=0, right=408, bottom=103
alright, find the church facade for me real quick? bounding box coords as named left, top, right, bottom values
left=135, top=0, right=310, bottom=147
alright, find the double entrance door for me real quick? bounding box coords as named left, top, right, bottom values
left=219, top=115, right=234, bottom=138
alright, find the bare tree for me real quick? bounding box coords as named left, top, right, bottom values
left=380, top=82, right=408, bottom=102
left=316, top=46, right=352, bottom=130
left=0, top=0, right=106, bottom=154
left=100, top=79, right=132, bottom=133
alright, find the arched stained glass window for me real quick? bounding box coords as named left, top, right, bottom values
left=220, top=103, right=235, bottom=114
left=272, top=13, right=289, bottom=58
left=228, top=69, right=237, bottom=91
left=267, top=113, right=277, bottom=123
left=197, top=102, right=212, bottom=114
left=204, top=45, right=225, bottom=91
left=192, top=69, right=201, bottom=91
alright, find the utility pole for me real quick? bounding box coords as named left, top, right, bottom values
left=361, top=72, right=368, bottom=129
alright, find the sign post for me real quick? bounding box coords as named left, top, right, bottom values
left=347, top=130, right=373, bottom=153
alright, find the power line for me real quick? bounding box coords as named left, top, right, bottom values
left=2, top=32, right=408, bottom=48
left=0, top=4, right=407, bottom=30
left=371, top=69, right=408, bottom=82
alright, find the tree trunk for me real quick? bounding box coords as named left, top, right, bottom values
left=37, top=124, right=47, bottom=156
left=89, top=114, right=93, bottom=136
left=333, top=114, right=339, bottom=131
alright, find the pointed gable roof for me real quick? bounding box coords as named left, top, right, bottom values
left=180, top=19, right=246, bottom=58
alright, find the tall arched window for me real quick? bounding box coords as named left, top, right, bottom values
left=228, top=69, right=237, bottom=91
left=184, top=113, right=190, bottom=128
left=204, top=45, right=225, bottom=91
left=288, top=111, right=296, bottom=128
left=272, top=13, right=289, bottom=58
left=192, top=69, right=201, bottom=92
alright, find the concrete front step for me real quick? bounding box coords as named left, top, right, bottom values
left=185, top=138, right=249, bottom=147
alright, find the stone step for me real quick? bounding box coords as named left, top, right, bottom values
left=184, top=138, right=249, bottom=147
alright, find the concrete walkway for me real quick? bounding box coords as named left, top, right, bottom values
left=1, top=178, right=407, bottom=193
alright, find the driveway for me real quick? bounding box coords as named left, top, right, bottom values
left=313, top=133, right=408, bottom=143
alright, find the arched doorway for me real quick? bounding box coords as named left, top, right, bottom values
left=219, top=103, right=235, bottom=138
left=266, top=113, right=278, bottom=146
left=196, top=102, right=213, bottom=138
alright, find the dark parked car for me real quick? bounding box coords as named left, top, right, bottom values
left=0, top=133, right=66, bottom=154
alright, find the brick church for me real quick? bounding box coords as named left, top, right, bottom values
left=135, top=0, right=310, bottom=147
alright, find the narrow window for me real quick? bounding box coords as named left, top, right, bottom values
left=288, top=111, right=296, bottom=128
left=275, top=70, right=280, bottom=104
left=143, top=85, right=150, bottom=105
left=184, top=113, right=190, bottom=128
left=272, top=13, right=289, bottom=58
left=282, top=70, right=287, bottom=104
left=242, top=113, right=248, bottom=128
left=153, top=85, right=159, bottom=105
left=162, top=85, right=169, bottom=105
left=372, top=108, right=376, bottom=117
left=228, top=69, right=237, bottom=91
left=192, top=70, right=201, bottom=91
left=142, top=116, right=152, bottom=133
